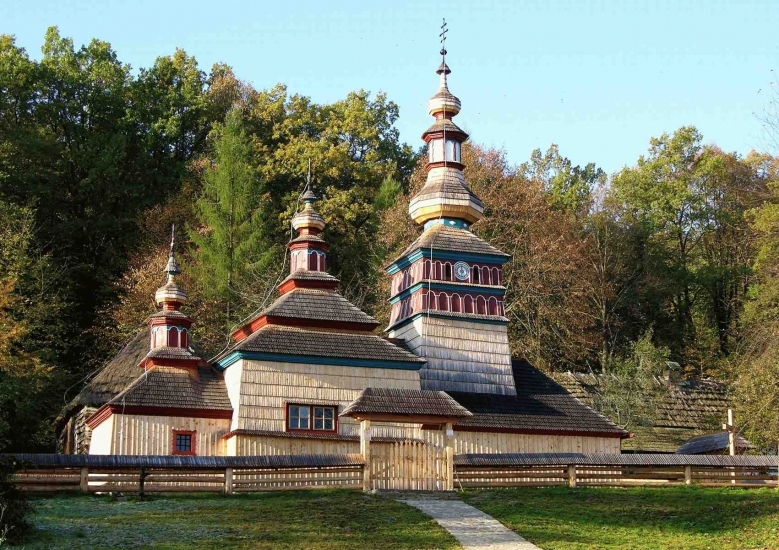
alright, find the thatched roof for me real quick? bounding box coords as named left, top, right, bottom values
left=553, top=372, right=730, bottom=453
left=63, top=329, right=150, bottom=421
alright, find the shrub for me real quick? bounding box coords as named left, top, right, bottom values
left=0, top=456, right=33, bottom=544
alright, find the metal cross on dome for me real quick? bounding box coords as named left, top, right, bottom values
left=439, top=18, right=448, bottom=63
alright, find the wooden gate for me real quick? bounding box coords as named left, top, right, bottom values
left=371, top=440, right=448, bottom=491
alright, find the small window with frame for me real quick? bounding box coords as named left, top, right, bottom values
left=287, top=404, right=337, bottom=433
left=172, top=429, right=196, bottom=455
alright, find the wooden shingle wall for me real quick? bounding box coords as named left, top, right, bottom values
left=389, top=316, right=515, bottom=395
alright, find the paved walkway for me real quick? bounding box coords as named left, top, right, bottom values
left=400, top=498, right=541, bottom=550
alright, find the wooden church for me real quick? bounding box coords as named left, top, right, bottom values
left=57, top=40, right=627, bottom=458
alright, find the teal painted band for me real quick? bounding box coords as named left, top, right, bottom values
left=216, top=351, right=423, bottom=371
left=423, top=218, right=470, bottom=230
left=386, top=249, right=509, bottom=274
left=386, top=311, right=508, bottom=333
left=389, top=281, right=506, bottom=304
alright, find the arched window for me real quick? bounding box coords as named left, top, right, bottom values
left=481, top=266, right=491, bottom=285
left=167, top=326, right=178, bottom=347
left=476, top=296, right=487, bottom=315
left=492, top=267, right=501, bottom=286
left=180, top=328, right=188, bottom=348
left=464, top=295, right=474, bottom=314
left=472, top=267, right=480, bottom=284
left=488, top=297, right=499, bottom=316
left=451, top=293, right=462, bottom=313
left=444, top=263, right=452, bottom=281
left=439, top=293, right=450, bottom=311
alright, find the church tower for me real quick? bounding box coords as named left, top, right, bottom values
left=386, top=22, right=515, bottom=395
left=144, top=226, right=202, bottom=368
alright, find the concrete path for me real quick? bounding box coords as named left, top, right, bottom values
left=401, top=498, right=541, bottom=550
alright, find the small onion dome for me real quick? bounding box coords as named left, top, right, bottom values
left=436, top=62, right=451, bottom=75
left=300, top=186, right=317, bottom=202
left=409, top=166, right=484, bottom=225
left=155, top=277, right=187, bottom=306
left=164, top=254, right=181, bottom=276
left=428, top=88, right=461, bottom=118
left=292, top=201, right=325, bottom=233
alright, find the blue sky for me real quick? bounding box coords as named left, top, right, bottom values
left=3, top=0, right=777, bottom=174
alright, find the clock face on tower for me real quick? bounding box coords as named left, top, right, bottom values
left=454, top=261, right=470, bottom=281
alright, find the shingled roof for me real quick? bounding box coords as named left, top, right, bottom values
left=676, top=431, right=755, bottom=455
left=448, top=360, right=627, bottom=437
left=107, top=365, right=232, bottom=411
left=392, top=225, right=509, bottom=266
left=228, top=325, right=425, bottom=365
left=279, top=270, right=340, bottom=286
left=553, top=372, right=730, bottom=452
left=143, top=346, right=202, bottom=362
left=259, top=288, right=379, bottom=327
left=341, top=388, right=472, bottom=419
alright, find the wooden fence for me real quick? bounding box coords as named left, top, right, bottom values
left=6, top=454, right=364, bottom=494
left=5, top=452, right=779, bottom=493
left=371, top=440, right=448, bottom=491
left=454, top=453, right=779, bottom=489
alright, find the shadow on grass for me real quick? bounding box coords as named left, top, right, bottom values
left=19, top=490, right=459, bottom=550
left=462, top=485, right=779, bottom=550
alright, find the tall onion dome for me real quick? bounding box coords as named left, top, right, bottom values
left=143, top=226, right=202, bottom=368
left=289, top=177, right=328, bottom=274
left=408, top=45, right=483, bottom=228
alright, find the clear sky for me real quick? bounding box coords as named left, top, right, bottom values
left=3, top=0, right=778, bottom=174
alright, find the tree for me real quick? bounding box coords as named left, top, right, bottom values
left=520, top=144, right=605, bottom=216
left=191, top=108, right=272, bottom=326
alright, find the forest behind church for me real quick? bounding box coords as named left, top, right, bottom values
left=3, top=28, right=779, bottom=452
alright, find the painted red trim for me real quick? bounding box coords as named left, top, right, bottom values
left=434, top=112, right=454, bottom=120
left=148, top=317, right=193, bottom=328
left=278, top=278, right=339, bottom=295
left=232, top=314, right=378, bottom=342
left=289, top=241, right=329, bottom=252
left=140, top=357, right=204, bottom=369
left=85, top=404, right=113, bottom=429
left=284, top=402, right=338, bottom=434
left=161, top=302, right=185, bottom=310
left=86, top=405, right=233, bottom=429
left=425, top=161, right=465, bottom=172
left=443, top=425, right=627, bottom=439
left=172, top=429, right=197, bottom=456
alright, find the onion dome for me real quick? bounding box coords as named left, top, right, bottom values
left=291, top=182, right=325, bottom=234
left=155, top=227, right=187, bottom=309
left=408, top=41, right=484, bottom=227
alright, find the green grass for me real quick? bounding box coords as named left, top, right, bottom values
left=19, top=490, right=460, bottom=549
left=462, top=485, right=779, bottom=550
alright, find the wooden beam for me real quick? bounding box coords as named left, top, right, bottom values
left=360, top=420, right=372, bottom=492
left=444, top=422, right=454, bottom=491
left=568, top=465, right=577, bottom=488
left=224, top=468, right=234, bottom=495
left=79, top=467, right=89, bottom=494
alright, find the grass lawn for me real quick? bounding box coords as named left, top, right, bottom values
left=462, top=485, right=779, bottom=550
left=18, top=490, right=460, bottom=549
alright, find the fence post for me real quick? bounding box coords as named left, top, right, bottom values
left=139, top=467, right=146, bottom=497
left=684, top=465, right=692, bottom=486
left=444, top=422, right=454, bottom=491
left=79, top=467, right=89, bottom=494
left=568, top=465, right=577, bottom=488
left=224, top=468, right=234, bottom=494
left=360, top=419, right=372, bottom=492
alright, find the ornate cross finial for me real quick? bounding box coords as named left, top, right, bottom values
left=306, top=158, right=312, bottom=189
left=439, top=18, right=448, bottom=63
left=169, top=224, right=176, bottom=258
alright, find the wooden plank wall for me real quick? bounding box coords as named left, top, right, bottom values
left=236, top=359, right=421, bottom=438
left=90, top=415, right=230, bottom=456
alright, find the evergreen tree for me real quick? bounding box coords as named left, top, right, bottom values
left=191, top=108, right=271, bottom=327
